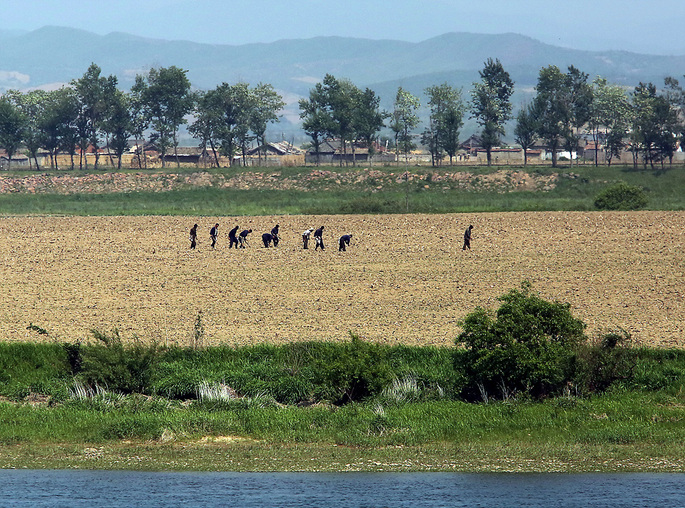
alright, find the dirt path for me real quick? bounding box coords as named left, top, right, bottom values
left=0, top=211, right=682, bottom=347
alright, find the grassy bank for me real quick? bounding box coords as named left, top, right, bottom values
left=1, top=340, right=684, bottom=471
left=0, top=164, right=683, bottom=215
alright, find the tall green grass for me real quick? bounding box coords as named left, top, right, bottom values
left=2, top=391, right=684, bottom=448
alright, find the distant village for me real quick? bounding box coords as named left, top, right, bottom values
left=3, top=134, right=681, bottom=171
left=2, top=62, right=684, bottom=172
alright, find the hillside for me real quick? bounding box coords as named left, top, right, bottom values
left=1, top=27, right=684, bottom=140
left=2, top=27, right=682, bottom=94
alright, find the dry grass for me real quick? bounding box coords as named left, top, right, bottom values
left=0, top=211, right=682, bottom=348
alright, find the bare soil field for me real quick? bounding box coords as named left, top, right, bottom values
left=0, top=211, right=682, bottom=348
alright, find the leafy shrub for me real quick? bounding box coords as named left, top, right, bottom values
left=456, top=282, right=586, bottom=401
left=311, top=334, right=395, bottom=404
left=594, top=182, right=647, bottom=210
left=78, top=329, right=158, bottom=394
left=575, top=328, right=638, bottom=393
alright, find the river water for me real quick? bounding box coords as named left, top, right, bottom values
left=1, top=470, right=684, bottom=507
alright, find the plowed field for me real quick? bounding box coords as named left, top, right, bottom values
left=0, top=211, right=682, bottom=347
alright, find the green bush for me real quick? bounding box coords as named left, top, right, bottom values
left=594, top=182, right=647, bottom=210
left=311, top=334, right=395, bottom=404
left=78, top=330, right=159, bottom=394
left=456, top=282, right=586, bottom=401
left=575, top=328, right=638, bottom=393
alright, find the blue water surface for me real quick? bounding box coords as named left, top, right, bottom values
left=0, top=470, right=684, bottom=507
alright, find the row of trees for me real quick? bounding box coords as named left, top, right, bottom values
left=0, top=64, right=284, bottom=170
left=299, top=60, right=685, bottom=170
left=513, top=65, right=684, bottom=169
left=2, top=61, right=685, bottom=170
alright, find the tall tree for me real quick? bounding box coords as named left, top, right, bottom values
left=38, top=89, right=71, bottom=169
left=72, top=63, right=110, bottom=169
left=129, top=75, right=152, bottom=169
left=16, top=89, right=48, bottom=170
left=563, top=66, right=593, bottom=167
left=229, top=83, right=254, bottom=167
left=352, top=87, right=388, bottom=164
left=663, top=76, right=685, bottom=162
left=533, top=65, right=570, bottom=168
left=0, top=92, right=26, bottom=170
left=514, top=102, right=538, bottom=166
left=390, top=87, right=420, bottom=165
left=320, top=74, right=359, bottom=166
left=299, top=84, right=329, bottom=166
left=470, top=58, right=514, bottom=166
left=198, top=82, right=254, bottom=167
left=250, top=83, right=285, bottom=165
left=134, top=66, right=193, bottom=168
left=189, top=90, right=221, bottom=167
left=631, top=82, right=678, bottom=169
left=55, top=87, right=80, bottom=170
left=103, top=89, right=133, bottom=169
left=588, top=77, right=631, bottom=166
left=424, top=83, right=464, bottom=166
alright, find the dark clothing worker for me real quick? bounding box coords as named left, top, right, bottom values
left=339, top=234, right=352, bottom=251
left=270, top=224, right=280, bottom=247
left=314, top=226, right=325, bottom=251
left=463, top=225, right=473, bottom=251
left=262, top=233, right=274, bottom=248
left=239, top=229, right=252, bottom=248
left=189, top=224, right=198, bottom=249
left=210, top=223, right=219, bottom=249
left=228, top=225, right=239, bottom=249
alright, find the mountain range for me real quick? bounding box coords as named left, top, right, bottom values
left=2, top=26, right=684, bottom=139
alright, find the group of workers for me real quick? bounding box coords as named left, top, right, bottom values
left=189, top=223, right=354, bottom=252
left=190, top=222, right=474, bottom=251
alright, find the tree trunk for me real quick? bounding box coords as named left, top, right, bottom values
left=209, top=140, right=220, bottom=168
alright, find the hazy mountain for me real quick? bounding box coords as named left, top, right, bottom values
left=2, top=26, right=684, bottom=140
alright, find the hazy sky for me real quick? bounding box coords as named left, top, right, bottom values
left=4, top=0, right=684, bottom=55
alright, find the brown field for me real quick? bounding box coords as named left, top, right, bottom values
left=0, top=211, right=682, bottom=348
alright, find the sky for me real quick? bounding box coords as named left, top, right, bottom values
left=4, top=0, right=685, bottom=55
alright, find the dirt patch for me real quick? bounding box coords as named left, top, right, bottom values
left=0, top=211, right=682, bottom=347
left=0, top=169, right=561, bottom=194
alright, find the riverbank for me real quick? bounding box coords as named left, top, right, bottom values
left=2, top=440, right=684, bottom=472
left=2, top=390, right=685, bottom=472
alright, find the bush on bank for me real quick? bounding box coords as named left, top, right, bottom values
left=1, top=285, right=684, bottom=406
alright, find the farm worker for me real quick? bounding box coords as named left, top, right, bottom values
left=262, top=232, right=274, bottom=248
left=210, top=223, right=219, bottom=249
left=189, top=224, right=198, bottom=249
left=302, top=228, right=314, bottom=249
left=338, top=234, right=352, bottom=251
left=239, top=229, right=252, bottom=248
left=462, top=225, right=473, bottom=250
left=228, top=225, right=240, bottom=248
left=271, top=224, right=280, bottom=247
left=314, top=226, right=325, bottom=251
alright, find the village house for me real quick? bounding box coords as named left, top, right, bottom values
left=305, top=139, right=393, bottom=165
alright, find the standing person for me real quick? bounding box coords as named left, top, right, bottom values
left=463, top=224, right=473, bottom=251
left=271, top=224, right=280, bottom=247
left=302, top=228, right=314, bottom=249
left=239, top=229, right=252, bottom=248
left=189, top=224, right=198, bottom=250
left=228, top=225, right=239, bottom=249
left=210, top=223, right=219, bottom=249
left=314, top=226, right=325, bottom=251
left=338, top=234, right=352, bottom=252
